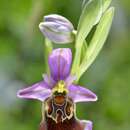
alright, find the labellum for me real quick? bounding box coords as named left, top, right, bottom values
left=40, top=81, right=85, bottom=130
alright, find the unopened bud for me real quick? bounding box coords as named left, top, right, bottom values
left=39, top=14, right=74, bottom=44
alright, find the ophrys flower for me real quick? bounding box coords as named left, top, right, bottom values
left=17, top=48, right=97, bottom=130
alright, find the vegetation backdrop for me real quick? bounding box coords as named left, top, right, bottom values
left=0, top=0, right=130, bottom=130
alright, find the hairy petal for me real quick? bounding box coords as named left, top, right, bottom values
left=17, top=81, right=51, bottom=101
left=39, top=119, right=92, bottom=130
left=68, top=85, right=97, bottom=103
left=48, top=48, right=72, bottom=81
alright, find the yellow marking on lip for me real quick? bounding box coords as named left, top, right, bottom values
left=52, top=80, right=68, bottom=94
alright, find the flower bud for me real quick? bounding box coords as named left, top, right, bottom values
left=39, top=14, right=74, bottom=44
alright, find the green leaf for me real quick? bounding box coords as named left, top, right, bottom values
left=82, top=0, right=112, bottom=13
left=81, top=40, right=88, bottom=63
left=77, top=7, right=115, bottom=80
left=76, top=0, right=102, bottom=47
left=102, top=0, right=112, bottom=12
left=71, top=0, right=102, bottom=75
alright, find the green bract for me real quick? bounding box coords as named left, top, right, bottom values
left=77, top=7, right=114, bottom=81
left=76, top=0, right=102, bottom=46
left=102, top=0, right=112, bottom=12
left=71, top=0, right=114, bottom=82
left=71, top=0, right=102, bottom=75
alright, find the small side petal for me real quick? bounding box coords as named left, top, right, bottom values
left=17, top=81, right=51, bottom=101
left=68, top=85, right=97, bottom=103
left=42, top=74, right=56, bottom=89
left=49, top=48, right=72, bottom=81
left=65, top=75, right=76, bottom=87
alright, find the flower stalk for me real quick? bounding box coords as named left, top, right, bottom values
left=44, top=38, right=53, bottom=74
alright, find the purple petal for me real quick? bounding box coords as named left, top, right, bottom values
left=44, top=14, right=74, bottom=30
left=48, top=48, right=72, bottom=81
left=40, top=22, right=71, bottom=32
left=17, top=81, right=51, bottom=101
left=39, top=22, right=73, bottom=43
left=81, top=120, right=93, bottom=130
left=68, top=85, right=97, bottom=103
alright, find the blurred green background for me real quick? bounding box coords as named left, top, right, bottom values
left=0, top=0, right=130, bottom=130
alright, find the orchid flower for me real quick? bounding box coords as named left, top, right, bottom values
left=17, top=48, right=97, bottom=130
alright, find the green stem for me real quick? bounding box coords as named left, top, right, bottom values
left=71, top=31, right=83, bottom=78
left=44, top=38, right=53, bottom=74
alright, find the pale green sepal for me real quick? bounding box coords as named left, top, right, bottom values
left=77, top=7, right=115, bottom=81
